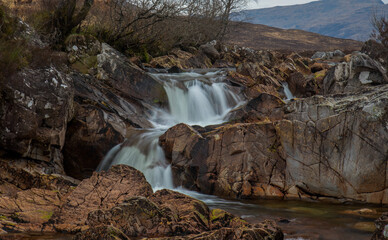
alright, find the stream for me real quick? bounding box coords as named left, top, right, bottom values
left=3, top=70, right=386, bottom=240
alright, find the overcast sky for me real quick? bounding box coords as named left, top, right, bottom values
left=246, top=0, right=388, bottom=9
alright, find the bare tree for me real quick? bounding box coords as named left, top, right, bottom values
left=86, top=0, right=246, bottom=55
left=46, top=0, right=94, bottom=44
left=371, top=12, right=388, bottom=48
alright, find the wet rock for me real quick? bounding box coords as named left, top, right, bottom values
left=160, top=123, right=285, bottom=199
left=372, top=212, right=388, bottom=240
left=62, top=72, right=154, bottom=179
left=97, top=43, right=167, bottom=105
left=63, top=103, right=125, bottom=180
left=342, top=208, right=379, bottom=218
left=168, top=66, right=183, bottom=73
left=0, top=66, right=74, bottom=173
left=53, top=165, right=153, bottom=232
left=74, top=189, right=283, bottom=240
left=323, top=52, right=388, bottom=94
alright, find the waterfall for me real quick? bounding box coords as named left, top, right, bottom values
left=97, top=70, right=243, bottom=190
left=282, top=82, right=295, bottom=100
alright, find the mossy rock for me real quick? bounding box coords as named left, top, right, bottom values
left=71, top=56, right=97, bottom=74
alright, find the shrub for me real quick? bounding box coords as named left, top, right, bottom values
left=371, top=13, right=388, bottom=48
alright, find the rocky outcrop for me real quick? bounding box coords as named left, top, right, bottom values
left=323, top=52, right=388, bottom=95
left=53, top=165, right=153, bottom=232
left=161, top=81, right=388, bottom=203
left=62, top=71, right=154, bottom=179
left=228, top=93, right=285, bottom=123
left=0, top=158, right=78, bottom=232
left=74, top=189, right=283, bottom=240
left=279, top=84, right=388, bottom=204
left=160, top=123, right=286, bottom=199
left=63, top=41, right=168, bottom=179
left=0, top=66, right=74, bottom=174
left=98, top=43, right=167, bottom=104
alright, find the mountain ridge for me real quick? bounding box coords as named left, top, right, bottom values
left=235, top=0, right=388, bottom=41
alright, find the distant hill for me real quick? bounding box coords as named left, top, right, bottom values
left=233, top=0, right=388, bottom=41
left=225, top=22, right=362, bottom=53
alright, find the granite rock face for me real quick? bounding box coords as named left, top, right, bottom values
left=160, top=123, right=286, bottom=199
left=0, top=66, right=74, bottom=173
left=161, top=83, right=388, bottom=203
left=323, top=53, right=388, bottom=95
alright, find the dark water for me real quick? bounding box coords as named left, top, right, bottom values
left=178, top=188, right=388, bottom=240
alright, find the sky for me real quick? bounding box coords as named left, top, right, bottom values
left=246, top=0, right=388, bottom=9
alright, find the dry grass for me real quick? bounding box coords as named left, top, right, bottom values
left=225, top=21, right=363, bottom=53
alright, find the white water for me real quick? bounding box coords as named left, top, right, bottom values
left=97, top=70, right=243, bottom=190
left=282, top=82, right=295, bottom=100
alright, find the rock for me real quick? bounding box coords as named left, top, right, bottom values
left=74, top=189, right=283, bottom=240
left=97, top=43, right=167, bottom=105
left=229, top=93, right=285, bottom=122
left=199, top=42, right=220, bottom=61
left=168, top=66, right=183, bottom=73
left=0, top=66, right=74, bottom=173
left=323, top=52, right=388, bottom=94
left=62, top=72, right=154, bottom=179
left=0, top=158, right=78, bottom=232
left=342, top=208, right=379, bottom=218
left=333, top=50, right=345, bottom=57
left=53, top=165, right=153, bottom=232
left=310, top=62, right=329, bottom=73
left=278, top=85, right=388, bottom=203
left=312, top=50, right=344, bottom=60
left=353, top=222, right=376, bottom=233
left=63, top=103, right=125, bottom=180
left=361, top=40, right=388, bottom=68
left=372, top=212, right=388, bottom=240
left=159, top=123, right=285, bottom=199
left=312, top=52, right=326, bottom=59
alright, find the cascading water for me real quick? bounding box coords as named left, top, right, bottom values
left=282, top=82, right=295, bottom=100
left=97, top=70, right=242, bottom=190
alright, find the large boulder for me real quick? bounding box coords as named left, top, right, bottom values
left=97, top=43, right=167, bottom=104
left=63, top=72, right=154, bottom=180
left=277, top=84, right=388, bottom=203
left=0, top=66, right=74, bottom=173
left=53, top=165, right=153, bottom=232
left=159, top=123, right=286, bottom=199
left=323, top=52, right=388, bottom=95
left=74, top=189, right=283, bottom=240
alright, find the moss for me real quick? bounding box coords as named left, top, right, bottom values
left=210, top=209, right=226, bottom=221
left=38, top=210, right=54, bottom=221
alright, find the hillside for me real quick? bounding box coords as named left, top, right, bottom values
left=225, top=21, right=363, bottom=53
left=234, top=0, right=388, bottom=41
